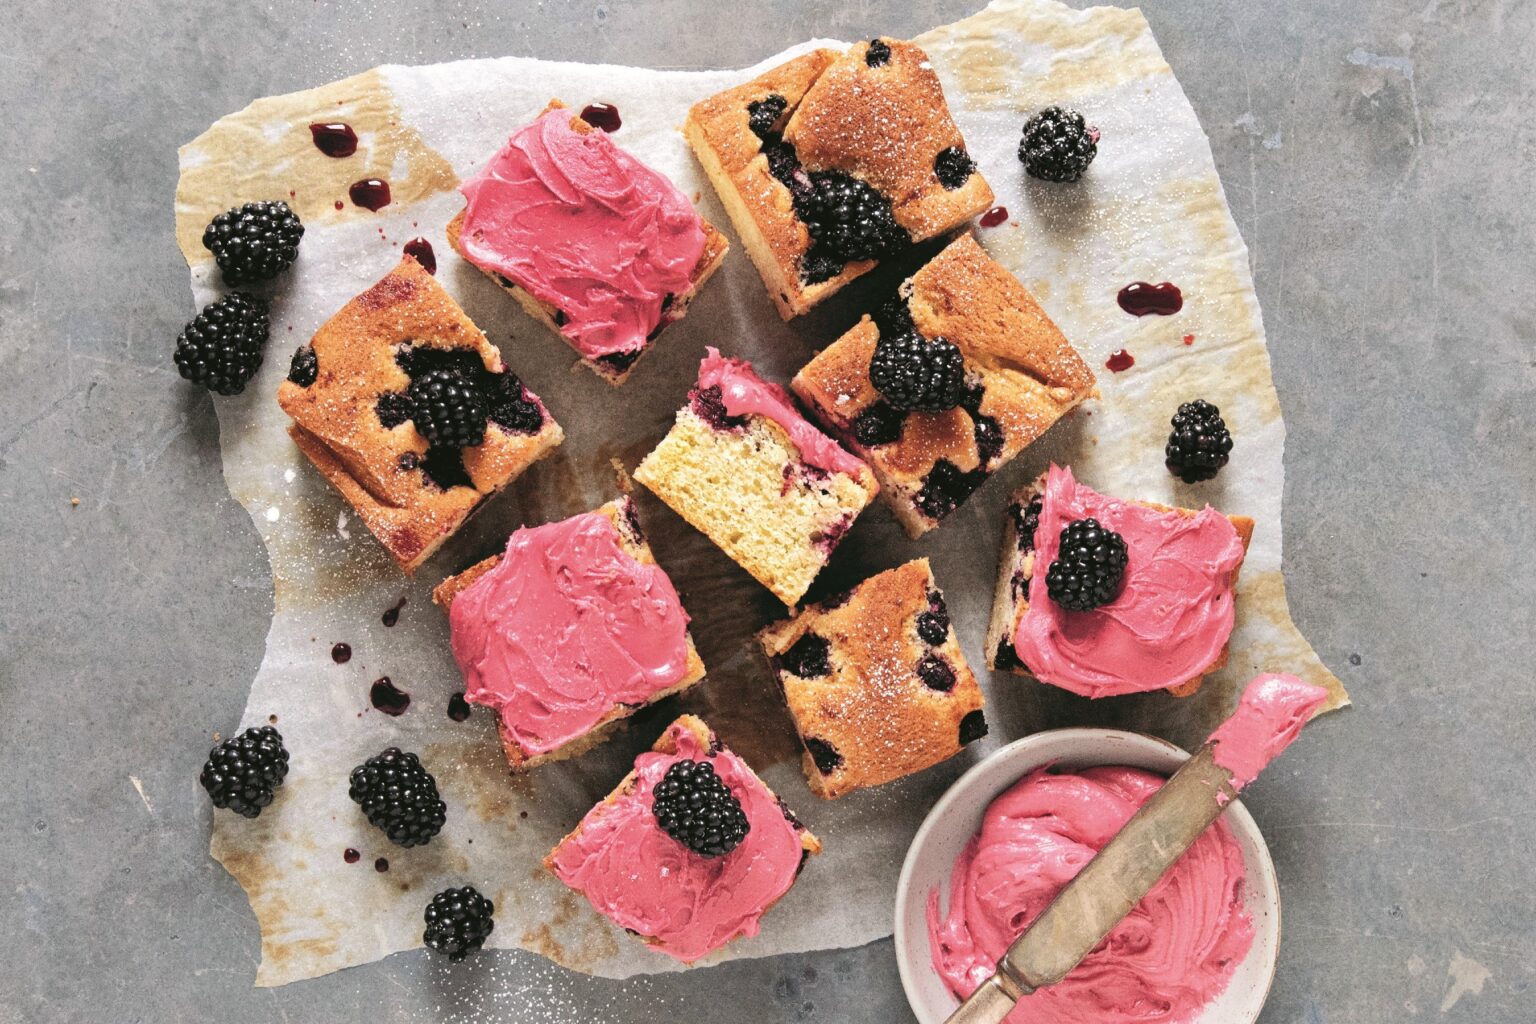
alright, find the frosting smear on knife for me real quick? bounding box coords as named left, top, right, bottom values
left=1210, top=672, right=1329, bottom=791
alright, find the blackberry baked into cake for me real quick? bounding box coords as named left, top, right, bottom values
left=278, top=256, right=563, bottom=573
left=685, top=38, right=993, bottom=319
left=433, top=495, right=706, bottom=771
left=448, top=101, right=729, bottom=385
left=545, top=715, right=821, bottom=963
left=758, top=558, right=986, bottom=799
left=987, top=465, right=1255, bottom=698
left=792, top=234, right=1096, bottom=538
left=634, top=348, right=878, bottom=607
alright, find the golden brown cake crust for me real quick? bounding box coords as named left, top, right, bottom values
left=758, top=559, right=986, bottom=799
left=792, top=234, right=1097, bottom=537
left=277, top=256, right=562, bottom=572
left=431, top=497, right=707, bottom=771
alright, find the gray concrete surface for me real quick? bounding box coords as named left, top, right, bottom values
left=2, top=0, right=1532, bottom=1021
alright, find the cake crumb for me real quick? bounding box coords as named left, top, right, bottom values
left=70, top=497, right=80, bottom=507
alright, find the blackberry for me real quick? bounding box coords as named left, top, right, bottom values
left=933, top=147, right=975, bottom=189
left=200, top=726, right=289, bottom=818
left=804, top=737, right=843, bottom=775
left=916, top=654, right=956, bottom=692
left=1018, top=107, right=1099, bottom=183
left=1013, top=496, right=1043, bottom=552
left=869, top=327, right=965, bottom=413
left=287, top=345, right=318, bottom=387
left=779, top=633, right=831, bottom=678
left=865, top=38, right=892, bottom=67
left=800, top=248, right=847, bottom=285
left=202, top=200, right=305, bottom=285
left=851, top=401, right=905, bottom=447
left=348, top=748, right=447, bottom=848
left=174, top=293, right=269, bottom=396
left=423, top=886, right=495, bottom=961
left=973, top=414, right=1004, bottom=466
left=376, top=391, right=414, bottom=429
left=747, top=94, right=788, bottom=140
left=651, top=759, right=751, bottom=858
left=1046, top=518, right=1128, bottom=611
left=485, top=374, right=544, bottom=435
left=407, top=368, right=487, bottom=449
left=915, top=459, right=987, bottom=522
left=1165, top=399, right=1233, bottom=483
left=916, top=593, right=950, bottom=645
left=959, top=710, right=989, bottom=745
left=690, top=384, right=749, bottom=431
left=801, top=171, right=906, bottom=263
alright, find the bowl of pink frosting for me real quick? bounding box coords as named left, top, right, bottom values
left=894, top=729, right=1280, bottom=1024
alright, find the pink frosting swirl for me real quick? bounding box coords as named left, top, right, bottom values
left=1014, top=465, right=1245, bottom=697
left=549, top=722, right=806, bottom=962
left=447, top=511, right=691, bottom=757
left=697, top=348, right=869, bottom=478
left=927, top=766, right=1254, bottom=1024
left=458, top=109, right=706, bottom=361
left=1210, top=673, right=1329, bottom=792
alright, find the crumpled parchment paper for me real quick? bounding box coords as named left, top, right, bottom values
left=176, top=0, right=1348, bottom=987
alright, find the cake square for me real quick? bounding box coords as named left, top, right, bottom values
left=757, top=558, right=987, bottom=799
left=433, top=495, right=706, bottom=770
left=448, top=101, right=729, bottom=385
left=634, top=348, right=878, bottom=607
left=545, top=715, right=821, bottom=963
left=685, top=38, right=993, bottom=319
left=986, top=466, right=1256, bottom=698
left=792, top=234, right=1097, bottom=538
left=278, top=256, right=563, bottom=573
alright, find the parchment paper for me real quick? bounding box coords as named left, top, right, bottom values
left=176, top=0, right=1348, bottom=987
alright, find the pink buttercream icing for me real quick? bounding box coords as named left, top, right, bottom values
left=549, top=722, right=805, bottom=962
left=1210, top=673, right=1329, bottom=791
left=1014, top=465, right=1246, bottom=697
left=696, top=347, right=868, bottom=478
left=458, top=109, right=706, bottom=361
left=447, top=511, right=691, bottom=757
left=927, top=766, right=1254, bottom=1024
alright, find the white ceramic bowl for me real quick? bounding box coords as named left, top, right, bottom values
left=894, top=728, right=1280, bottom=1024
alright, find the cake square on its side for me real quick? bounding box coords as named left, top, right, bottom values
left=685, top=38, right=992, bottom=320
left=634, top=349, right=878, bottom=607
left=758, top=558, right=987, bottom=799
left=448, top=102, right=729, bottom=386
left=277, top=256, right=563, bottom=573
left=544, top=715, right=821, bottom=963
left=792, top=234, right=1097, bottom=538
left=433, top=495, right=706, bottom=771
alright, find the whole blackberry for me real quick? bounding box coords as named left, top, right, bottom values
left=423, top=886, right=495, bottom=961
left=869, top=328, right=966, bottom=413
left=174, top=293, right=269, bottom=396
left=287, top=345, right=318, bottom=387
left=933, top=146, right=975, bottom=189
left=202, top=200, right=305, bottom=285
left=1018, top=107, right=1099, bottom=183
left=851, top=401, right=906, bottom=447
left=200, top=726, right=290, bottom=818
left=408, top=369, right=487, bottom=449
left=651, top=758, right=751, bottom=858
left=348, top=748, right=447, bottom=848
left=1165, top=399, right=1233, bottom=483
left=865, top=38, right=892, bottom=67
left=1046, top=518, right=1128, bottom=611
left=801, top=172, right=906, bottom=262
left=747, top=94, right=788, bottom=140
left=486, top=374, right=545, bottom=435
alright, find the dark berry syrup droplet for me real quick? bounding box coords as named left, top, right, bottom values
left=382, top=597, right=406, bottom=626
left=375, top=857, right=389, bottom=873
left=1117, top=281, right=1183, bottom=316
left=1105, top=349, right=1135, bottom=372
left=309, top=122, right=358, bottom=158
left=402, top=237, right=436, bottom=274
left=343, top=847, right=361, bottom=864
left=979, top=206, right=1009, bottom=227
left=349, top=178, right=392, bottom=211
left=370, top=677, right=410, bottom=716
left=331, top=642, right=352, bottom=664
left=580, top=103, right=622, bottom=132
left=447, top=692, right=472, bottom=722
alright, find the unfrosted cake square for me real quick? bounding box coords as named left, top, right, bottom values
left=758, top=558, right=987, bottom=799
left=448, top=101, right=729, bottom=385
left=987, top=466, right=1256, bottom=698
left=685, top=38, right=993, bottom=319
left=792, top=234, right=1096, bottom=538
left=634, top=348, right=878, bottom=606
left=278, top=256, right=563, bottom=573
left=545, top=715, right=820, bottom=963
left=433, top=495, right=706, bottom=771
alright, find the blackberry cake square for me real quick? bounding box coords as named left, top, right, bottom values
left=986, top=465, right=1256, bottom=698
left=278, top=256, right=563, bottom=573
left=634, top=348, right=878, bottom=607
left=791, top=234, right=1097, bottom=538
left=757, top=558, right=986, bottom=799
left=448, top=101, right=730, bottom=385
left=433, top=495, right=706, bottom=771
left=545, top=714, right=821, bottom=963
left=685, top=38, right=993, bottom=319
